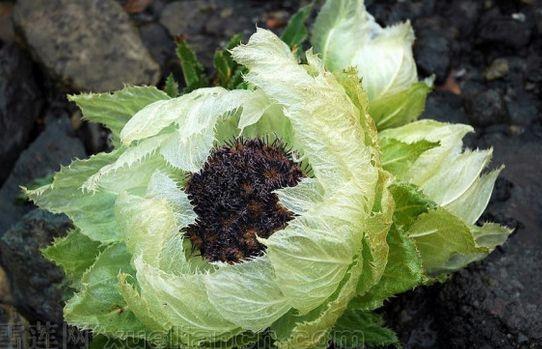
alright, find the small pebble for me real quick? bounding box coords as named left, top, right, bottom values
left=485, top=58, right=509, bottom=81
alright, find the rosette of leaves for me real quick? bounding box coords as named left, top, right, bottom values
left=26, top=2, right=511, bottom=349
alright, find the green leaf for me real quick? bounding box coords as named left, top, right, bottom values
left=134, top=256, right=242, bottom=345
left=120, top=87, right=224, bottom=145
left=15, top=174, right=53, bottom=204
left=64, top=243, right=147, bottom=338
left=68, top=86, right=170, bottom=144
left=214, top=50, right=233, bottom=86
left=82, top=136, right=173, bottom=192
left=370, top=80, right=432, bottom=130
left=352, top=225, right=425, bottom=310
left=390, top=183, right=436, bottom=230
left=26, top=151, right=122, bottom=243
left=444, top=167, right=502, bottom=225
left=333, top=68, right=381, bottom=152
left=471, top=222, right=513, bottom=250
left=176, top=38, right=210, bottom=92
left=311, top=0, right=368, bottom=72
left=380, top=138, right=439, bottom=178
left=416, top=148, right=493, bottom=207
left=332, top=309, right=398, bottom=348
left=205, top=257, right=290, bottom=331
left=355, top=170, right=394, bottom=297
left=240, top=103, right=294, bottom=146
left=214, top=34, right=247, bottom=90
left=157, top=89, right=253, bottom=172
left=406, top=208, right=486, bottom=275
left=115, top=193, right=179, bottom=265
left=164, top=73, right=180, bottom=97
left=42, top=229, right=103, bottom=289
left=272, top=242, right=366, bottom=349
left=312, top=0, right=417, bottom=101
left=281, top=3, right=313, bottom=51
left=379, top=120, right=494, bottom=207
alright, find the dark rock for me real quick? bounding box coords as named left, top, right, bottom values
left=0, top=43, right=43, bottom=185
left=367, top=0, right=435, bottom=24
left=79, top=121, right=111, bottom=155
left=478, top=10, right=532, bottom=50
left=421, top=91, right=470, bottom=124
left=159, top=0, right=261, bottom=69
left=464, top=89, right=508, bottom=127
left=159, top=1, right=208, bottom=37
left=12, top=0, right=160, bottom=92
left=492, top=177, right=513, bottom=203
left=159, top=1, right=223, bottom=69
left=413, top=17, right=452, bottom=82
left=534, top=1, right=542, bottom=35
left=435, top=0, right=481, bottom=38
left=203, top=4, right=255, bottom=39
left=526, top=51, right=542, bottom=83
left=505, top=90, right=539, bottom=126
left=0, top=117, right=85, bottom=235
left=477, top=128, right=542, bottom=246
left=139, top=22, right=176, bottom=75
left=0, top=303, right=28, bottom=347
left=503, top=56, right=530, bottom=91
left=438, top=239, right=542, bottom=348
left=0, top=2, right=15, bottom=45
left=0, top=209, right=71, bottom=323
left=382, top=286, right=441, bottom=349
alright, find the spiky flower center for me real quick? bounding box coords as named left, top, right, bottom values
left=184, top=139, right=304, bottom=263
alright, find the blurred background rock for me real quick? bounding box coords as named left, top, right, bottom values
left=0, top=0, right=540, bottom=348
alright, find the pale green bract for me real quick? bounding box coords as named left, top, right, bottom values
left=312, top=0, right=432, bottom=130
left=26, top=2, right=512, bottom=348
left=377, top=119, right=511, bottom=275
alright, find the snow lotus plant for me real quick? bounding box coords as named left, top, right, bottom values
left=27, top=1, right=511, bottom=348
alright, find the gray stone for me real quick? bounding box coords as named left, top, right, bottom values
left=159, top=0, right=258, bottom=69
left=421, top=91, right=470, bottom=125
left=478, top=129, right=542, bottom=243
left=0, top=209, right=72, bottom=323
left=505, top=91, right=539, bottom=126
left=139, top=22, right=176, bottom=72
left=0, top=43, right=43, bottom=185
left=464, top=89, right=508, bottom=127
left=437, top=0, right=481, bottom=38
left=0, top=2, right=15, bottom=44
left=437, top=240, right=542, bottom=348
left=478, top=10, right=532, bottom=49
left=0, top=118, right=85, bottom=235
left=383, top=286, right=441, bottom=349
left=13, top=0, right=160, bottom=92
left=159, top=0, right=223, bottom=69
left=159, top=1, right=208, bottom=38
left=413, top=17, right=452, bottom=83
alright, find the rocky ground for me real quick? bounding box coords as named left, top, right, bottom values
left=0, top=0, right=540, bottom=348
